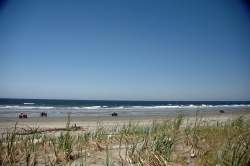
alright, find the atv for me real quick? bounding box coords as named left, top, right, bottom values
left=40, top=112, right=47, bottom=117
left=19, top=113, right=27, bottom=118
left=112, top=112, right=118, bottom=116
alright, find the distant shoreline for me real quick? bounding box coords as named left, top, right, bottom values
left=1, top=99, right=250, bottom=118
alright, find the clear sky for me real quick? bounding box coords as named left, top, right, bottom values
left=0, top=0, right=250, bottom=101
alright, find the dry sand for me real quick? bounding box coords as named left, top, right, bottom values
left=1, top=112, right=250, bottom=165
left=0, top=115, right=164, bottom=134
left=1, top=112, right=249, bottom=134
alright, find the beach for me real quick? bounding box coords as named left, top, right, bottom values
left=1, top=111, right=249, bottom=134
left=1, top=111, right=250, bottom=165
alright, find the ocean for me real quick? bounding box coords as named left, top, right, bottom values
left=0, top=98, right=249, bottom=117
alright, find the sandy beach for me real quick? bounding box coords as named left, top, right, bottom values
left=1, top=112, right=249, bottom=134
left=1, top=111, right=250, bottom=165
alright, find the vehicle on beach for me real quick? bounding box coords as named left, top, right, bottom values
left=19, top=112, right=27, bottom=118
left=112, top=112, right=118, bottom=116
left=40, top=112, right=47, bottom=117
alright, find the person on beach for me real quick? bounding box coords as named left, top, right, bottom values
left=40, top=111, right=47, bottom=117
left=19, top=112, right=27, bottom=118
left=112, top=112, right=118, bottom=116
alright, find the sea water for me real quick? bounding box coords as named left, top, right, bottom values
left=0, top=98, right=249, bottom=117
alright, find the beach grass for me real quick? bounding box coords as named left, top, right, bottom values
left=0, top=112, right=250, bottom=165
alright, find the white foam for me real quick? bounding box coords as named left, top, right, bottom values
left=186, top=104, right=196, bottom=108
left=111, top=106, right=124, bottom=109
left=131, top=105, right=181, bottom=109
left=84, top=106, right=102, bottom=109
left=71, top=107, right=82, bottom=109
left=38, top=107, right=54, bottom=109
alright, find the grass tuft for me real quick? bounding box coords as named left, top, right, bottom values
left=0, top=112, right=249, bottom=165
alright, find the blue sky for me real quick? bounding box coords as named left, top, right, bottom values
left=0, top=0, right=250, bottom=101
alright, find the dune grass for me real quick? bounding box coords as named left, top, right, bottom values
left=0, top=112, right=249, bottom=165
